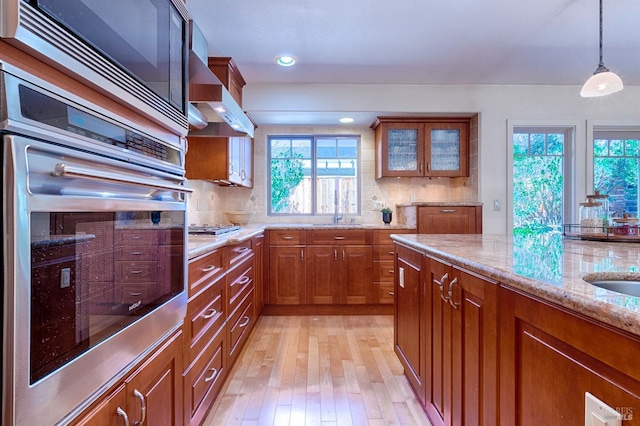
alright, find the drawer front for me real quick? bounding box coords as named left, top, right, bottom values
left=372, top=228, right=413, bottom=245
left=227, top=239, right=253, bottom=270
left=373, top=282, right=395, bottom=304
left=373, top=244, right=396, bottom=261
left=189, top=249, right=224, bottom=296
left=115, top=283, right=156, bottom=305
left=227, top=258, right=254, bottom=314
left=114, top=229, right=159, bottom=246
left=374, top=260, right=395, bottom=282
left=306, top=229, right=371, bottom=245
left=228, top=290, right=254, bottom=362
left=269, top=230, right=306, bottom=245
left=114, top=245, right=158, bottom=261
left=115, top=261, right=158, bottom=282
left=183, top=328, right=226, bottom=425
left=185, top=275, right=226, bottom=362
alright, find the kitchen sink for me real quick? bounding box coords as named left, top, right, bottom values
left=583, top=274, right=640, bottom=298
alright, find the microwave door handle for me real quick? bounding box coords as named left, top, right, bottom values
left=52, top=163, right=194, bottom=194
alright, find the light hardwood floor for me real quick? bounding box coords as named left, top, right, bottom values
left=203, top=315, right=431, bottom=426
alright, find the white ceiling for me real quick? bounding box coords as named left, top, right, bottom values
left=186, top=0, right=640, bottom=126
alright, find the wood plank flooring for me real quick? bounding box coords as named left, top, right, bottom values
left=202, top=315, right=431, bottom=426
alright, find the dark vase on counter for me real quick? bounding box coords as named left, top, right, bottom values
left=382, top=210, right=392, bottom=225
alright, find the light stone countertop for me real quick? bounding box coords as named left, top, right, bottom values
left=391, top=233, right=640, bottom=338
left=188, top=223, right=417, bottom=259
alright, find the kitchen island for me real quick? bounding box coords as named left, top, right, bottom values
left=391, top=233, right=640, bottom=425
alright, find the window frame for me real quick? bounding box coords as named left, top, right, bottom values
left=267, top=134, right=362, bottom=217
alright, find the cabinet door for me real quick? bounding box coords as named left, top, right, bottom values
left=449, top=267, right=498, bottom=426
left=125, top=330, right=183, bottom=426
left=71, top=384, right=128, bottom=426
left=306, top=245, right=340, bottom=304
left=240, top=136, right=253, bottom=188
left=424, top=122, right=469, bottom=177
left=377, top=122, right=425, bottom=177
left=268, top=245, right=306, bottom=304
left=418, top=206, right=481, bottom=234
left=339, top=245, right=373, bottom=304
left=394, top=244, right=425, bottom=405
left=253, top=233, right=265, bottom=312
left=228, top=137, right=243, bottom=185
left=499, top=286, right=640, bottom=426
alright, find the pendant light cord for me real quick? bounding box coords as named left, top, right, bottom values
left=598, top=0, right=604, bottom=68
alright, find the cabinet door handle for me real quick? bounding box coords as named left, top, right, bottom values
left=437, top=273, right=449, bottom=302
left=203, top=308, right=217, bottom=319
left=426, top=162, right=431, bottom=172
left=202, top=264, right=217, bottom=272
left=238, top=276, right=251, bottom=285
left=439, top=209, right=457, bottom=213
left=448, top=277, right=459, bottom=309
left=388, top=269, right=394, bottom=274
left=132, top=389, right=146, bottom=426
left=388, top=291, right=395, bottom=296
left=204, top=368, right=218, bottom=383
left=387, top=251, right=395, bottom=255
left=116, top=407, right=130, bottom=426
left=333, top=236, right=346, bottom=240
left=241, top=170, right=247, bottom=181
left=342, top=250, right=345, bottom=261
left=334, top=249, right=337, bottom=261
left=239, top=315, right=250, bottom=328
left=419, top=162, right=423, bottom=173
left=282, top=236, right=294, bottom=240
left=301, top=249, right=304, bottom=260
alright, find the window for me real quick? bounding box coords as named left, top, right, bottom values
left=268, top=135, right=360, bottom=216
left=593, top=130, right=640, bottom=218
left=512, top=127, right=573, bottom=234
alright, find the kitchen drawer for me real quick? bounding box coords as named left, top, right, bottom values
left=374, top=260, right=395, bottom=282
left=185, top=275, right=226, bottom=363
left=114, top=245, right=158, bottom=261
left=115, top=283, right=156, bottom=305
left=114, top=229, right=159, bottom=246
left=115, top=261, right=158, bottom=282
left=373, top=244, right=396, bottom=261
left=159, top=228, right=183, bottom=245
left=227, top=289, right=254, bottom=364
left=227, top=239, right=253, bottom=271
left=227, top=257, right=254, bottom=315
left=188, top=248, right=224, bottom=296
left=372, top=228, right=413, bottom=245
left=373, top=282, right=395, bottom=304
left=306, top=229, right=372, bottom=245
left=183, top=327, right=226, bottom=426
left=269, top=230, right=306, bottom=245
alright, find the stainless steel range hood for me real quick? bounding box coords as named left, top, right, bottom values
left=188, top=21, right=254, bottom=137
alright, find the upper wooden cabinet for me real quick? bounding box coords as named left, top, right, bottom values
left=372, top=117, right=470, bottom=179
left=208, top=57, right=246, bottom=107
left=185, top=135, right=253, bottom=187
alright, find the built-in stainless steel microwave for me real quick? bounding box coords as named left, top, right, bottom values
left=0, top=0, right=190, bottom=135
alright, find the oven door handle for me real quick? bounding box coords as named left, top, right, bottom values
left=52, top=163, right=194, bottom=194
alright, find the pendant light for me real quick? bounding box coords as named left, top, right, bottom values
left=580, top=0, right=623, bottom=97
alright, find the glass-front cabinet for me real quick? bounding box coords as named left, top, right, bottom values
left=372, top=117, right=470, bottom=178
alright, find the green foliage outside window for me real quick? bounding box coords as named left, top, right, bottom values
left=270, top=153, right=304, bottom=213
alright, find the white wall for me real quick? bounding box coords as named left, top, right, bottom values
left=242, top=83, right=640, bottom=234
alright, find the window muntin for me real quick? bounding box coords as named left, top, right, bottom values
left=268, top=135, right=360, bottom=216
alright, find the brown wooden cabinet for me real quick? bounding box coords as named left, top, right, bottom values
left=71, top=330, right=183, bottom=426
left=373, top=229, right=413, bottom=304
left=372, top=117, right=470, bottom=179
left=207, top=57, right=246, bottom=107
left=268, top=244, right=306, bottom=305
left=499, top=285, right=640, bottom=426
left=394, top=243, right=426, bottom=405
left=417, top=205, right=482, bottom=234
left=185, top=135, right=253, bottom=187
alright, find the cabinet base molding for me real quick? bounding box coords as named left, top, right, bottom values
left=261, top=304, right=393, bottom=316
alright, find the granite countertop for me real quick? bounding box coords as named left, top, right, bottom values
left=391, top=233, right=640, bottom=337
left=188, top=223, right=417, bottom=259
left=395, top=201, right=483, bottom=207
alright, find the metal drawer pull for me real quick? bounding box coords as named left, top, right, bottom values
left=334, top=236, right=346, bottom=240
left=202, top=264, right=217, bottom=272
left=388, top=269, right=394, bottom=274
left=131, top=251, right=144, bottom=255
left=116, top=407, right=130, bottom=426
left=238, top=276, right=251, bottom=285
left=204, top=368, right=218, bottom=383
left=128, top=292, right=143, bottom=296
left=132, top=236, right=143, bottom=239
left=53, top=163, right=194, bottom=194
left=438, top=273, right=449, bottom=302
left=448, top=278, right=459, bottom=309
left=203, top=308, right=217, bottom=319
left=238, top=247, right=249, bottom=253
left=388, top=251, right=395, bottom=255
left=133, top=389, right=146, bottom=426
left=439, top=209, right=457, bottom=213
left=282, top=236, right=294, bottom=240
left=441, top=273, right=449, bottom=282
left=239, top=316, right=250, bottom=328
left=130, top=270, right=144, bottom=274
left=388, top=291, right=395, bottom=296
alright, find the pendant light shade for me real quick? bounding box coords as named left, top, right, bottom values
left=580, top=0, right=623, bottom=97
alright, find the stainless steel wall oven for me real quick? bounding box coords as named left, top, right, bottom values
left=1, top=62, right=190, bottom=425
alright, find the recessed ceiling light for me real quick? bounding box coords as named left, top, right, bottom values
left=276, top=55, right=296, bottom=67
left=339, top=117, right=354, bottom=123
